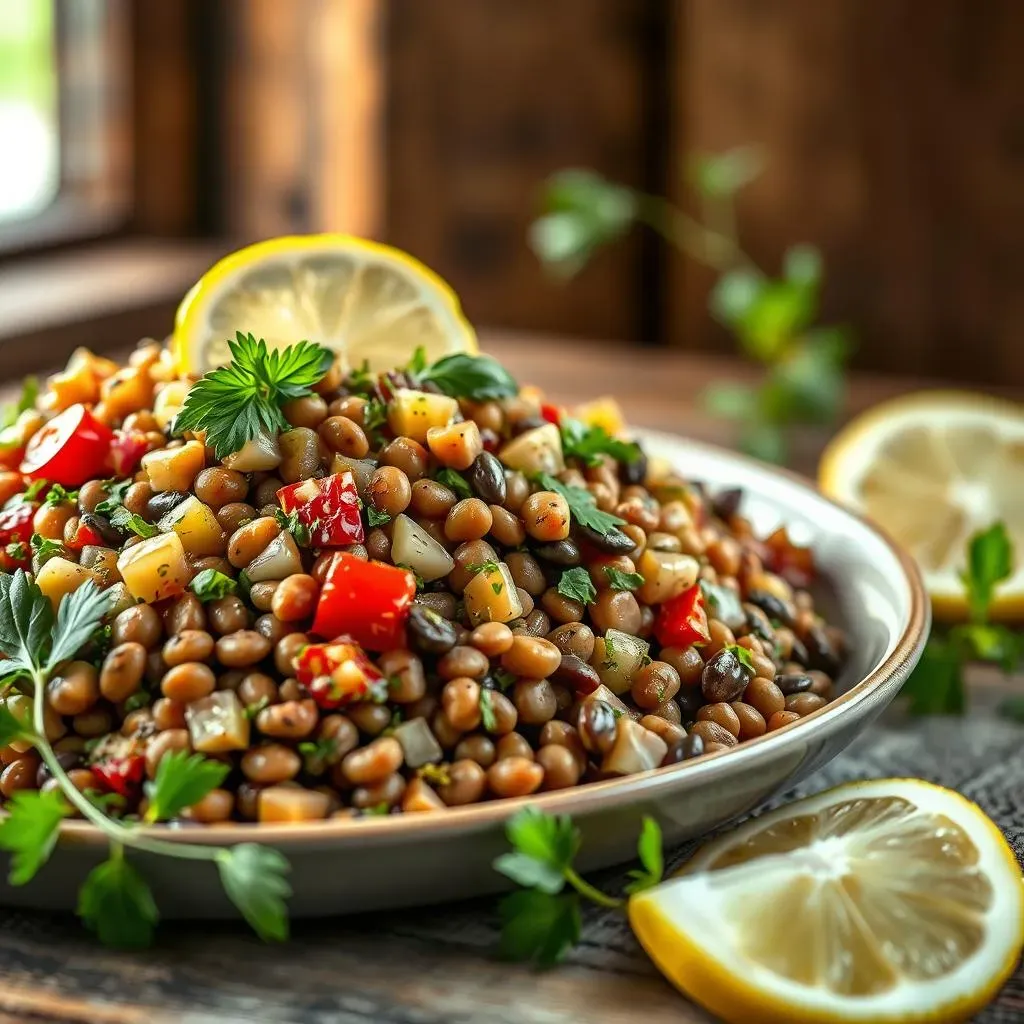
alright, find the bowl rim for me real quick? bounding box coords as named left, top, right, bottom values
left=58, top=433, right=930, bottom=849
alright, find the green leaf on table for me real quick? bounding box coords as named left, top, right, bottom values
left=217, top=843, right=292, bottom=942
left=78, top=853, right=159, bottom=949
left=48, top=580, right=111, bottom=672
left=623, top=816, right=664, bottom=895
left=496, top=806, right=579, bottom=887
left=961, top=522, right=1014, bottom=624
left=903, top=636, right=965, bottom=716
left=702, top=381, right=756, bottom=424
left=760, top=331, right=850, bottom=426
left=957, top=623, right=1021, bottom=673
left=418, top=353, right=519, bottom=401
left=494, top=852, right=566, bottom=895
left=557, top=567, right=597, bottom=606
left=0, top=789, right=71, bottom=885
left=536, top=474, right=625, bottom=538
left=498, top=889, right=581, bottom=967
left=783, top=244, right=823, bottom=287
left=144, top=750, right=230, bottom=823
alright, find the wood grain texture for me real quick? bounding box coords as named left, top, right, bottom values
left=674, top=0, right=1024, bottom=386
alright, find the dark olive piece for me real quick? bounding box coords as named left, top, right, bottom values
left=512, top=415, right=547, bottom=435
left=551, top=654, right=600, bottom=695
left=533, top=539, right=582, bottom=567
left=789, top=635, right=811, bottom=667
left=577, top=699, right=618, bottom=756
left=710, top=487, right=744, bottom=521
left=577, top=524, right=635, bottom=554
left=804, top=624, right=842, bottom=675
left=742, top=603, right=775, bottom=643
left=406, top=604, right=458, bottom=656
left=701, top=648, right=753, bottom=704
left=619, top=448, right=648, bottom=486
left=661, top=732, right=704, bottom=766
left=78, top=512, right=123, bottom=547
left=676, top=688, right=704, bottom=722
left=776, top=673, right=815, bottom=695
left=467, top=451, right=506, bottom=505
left=146, top=490, right=191, bottom=520
left=745, top=589, right=795, bottom=629
left=36, top=750, right=81, bottom=788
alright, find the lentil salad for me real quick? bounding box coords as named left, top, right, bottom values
left=0, top=336, right=846, bottom=825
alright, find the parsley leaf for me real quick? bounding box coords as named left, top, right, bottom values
left=108, top=507, right=159, bottom=539
left=77, top=852, right=159, bottom=949
left=467, top=560, right=500, bottom=576
left=173, top=333, right=333, bottom=459
left=699, top=579, right=746, bottom=631
left=216, top=843, right=292, bottom=942
left=723, top=644, right=755, bottom=674
left=0, top=569, right=54, bottom=675
left=274, top=507, right=311, bottom=547
left=43, top=484, right=78, bottom=507
left=0, top=789, right=70, bottom=884
left=961, top=522, right=1013, bottom=623
left=560, top=418, right=641, bottom=467
left=0, top=699, right=32, bottom=746
left=366, top=506, right=391, bottom=528
left=48, top=580, right=112, bottom=672
left=622, top=817, right=664, bottom=895
left=494, top=806, right=579, bottom=892
left=479, top=689, right=497, bottom=732
left=93, top=479, right=133, bottom=516
left=418, top=353, right=518, bottom=400
left=557, top=567, right=597, bottom=605
left=498, top=889, right=581, bottom=967
left=536, top=473, right=626, bottom=538
left=144, top=750, right=230, bottom=823
left=190, top=568, right=238, bottom=602
left=10, top=479, right=49, bottom=506
left=605, top=567, right=644, bottom=591
left=29, top=533, right=64, bottom=566
left=434, top=468, right=473, bottom=500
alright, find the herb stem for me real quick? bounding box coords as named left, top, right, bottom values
left=564, top=867, right=624, bottom=910
left=634, top=194, right=753, bottom=273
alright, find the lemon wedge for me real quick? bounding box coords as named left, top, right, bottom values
left=818, top=392, right=1024, bottom=621
left=172, top=234, right=477, bottom=376
left=629, top=779, right=1023, bottom=1024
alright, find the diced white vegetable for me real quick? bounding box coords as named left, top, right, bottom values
left=185, top=691, right=250, bottom=753
left=601, top=718, right=668, bottom=776
left=330, top=453, right=376, bottom=498
left=158, top=495, right=227, bottom=556
left=498, top=423, right=564, bottom=475
left=258, top=786, right=332, bottom=822
left=142, top=439, right=206, bottom=492
left=463, top=562, right=523, bottom=626
left=590, top=629, right=650, bottom=694
left=390, top=514, right=454, bottom=582
left=223, top=431, right=282, bottom=472
left=425, top=421, right=483, bottom=470
left=582, top=683, right=640, bottom=721
left=245, top=531, right=303, bottom=583
left=152, top=380, right=191, bottom=429
left=393, top=717, right=444, bottom=768
left=116, top=532, right=191, bottom=603
left=387, top=388, right=459, bottom=443
left=35, top=557, right=99, bottom=608
left=636, top=550, right=699, bottom=605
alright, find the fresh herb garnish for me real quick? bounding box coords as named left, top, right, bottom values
left=190, top=568, right=238, bottom=603
left=699, top=578, right=746, bottom=630
left=536, top=473, right=626, bottom=538
left=467, top=560, right=500, bottom=577
left=904, top=523, right=1021, bottom=715
left=494, top=806, right=663, bottom=966
left=366, top=506, right=391, bottom=528
left=43, top=484, right=78, bottom=507
left=109, top=507, right=159, bottom=539
left=94, top=479, right=133, bottom=516
left=417, top=762, right=451, bottom=787
left=434, top=468, right=473, bottom=500
left=724, top=644, right=755, bottom=672
left=479, top=689, right=497, bottom=731
left=604, top=567, right=644, bottom=591
left=557, top=567, right=597, bottom=605
left=417, top=353, right=518, bottom=401
left=29, top=534, right=64, bottom=565
left=274, top=507, right=311, bottom=547
left=4, top=542, right=26, bottom=562
left=173, top=332, right=333, bottom=459
left=8, top=479, right=49, bottom=506
left=491, top=582, right=504, bottom=595
left=0, top=376, right=38, bottom=433
left=559, top=418, right=641, bottom=467
left=0, top=571, right=292, bottom=947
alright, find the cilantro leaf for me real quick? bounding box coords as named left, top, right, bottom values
left=604, top=567, right=644, bottom=591
left=144, top=750, right=230, bottom=823
left=190, top=568, right=238, bottom=603
left=216, top=843, right=292, bottom=942
left=93, top=479, right=133, bottom=516
left=109, top=507, right=159, bottom=539
left=536, top=473, right=626, bottom=538
left=434, top=468, right=473, bottom=500
left=173, top=333, right=333, bottom=458
left=366, top=506, right=391, bottom=528
left=961, top=522, right=1013, bottom=623
left=623, top=816, right=664, bottom=895
left=0, top=569, right=54, bottom=673
left=557, top=567, right=597, bottom=605
left=0, top=789, right=70, bottom=884
left=47, top=580, right=111, bottom=672
left=560, top=418, right=641, bottom=467
left=274, top=507, right=311, bottom=547
left=503, top=806, right=579, bottom=874
left=77, top=853, right=159, bottom=949
left=479, top=689, right=497, bottom=732
left=43, top=484, right=78, bottom=507
left=418, top=353, right=518, bottom=400
left=498, top=889, right=581, bottom=967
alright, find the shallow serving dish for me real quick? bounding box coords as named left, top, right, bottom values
left=1, top=430, right=929, bottom=919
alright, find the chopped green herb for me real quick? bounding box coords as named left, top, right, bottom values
left=479, top=689, right=497, bottom=731
left=491, top=582, right=504, bottom=596
left=559, top=418, right=641, bottom=467
left=5, top=542, right=27, bottom=563
left=274, top=507, right=311, bottom=547
left=43, top=484, right=78, bottom=507
left=243, top=695, right=271, bottom=720
left=236, top=570, right=253, bottom=599
left=417, top=762, right=451, bottom=787
left=536, top=473, right=626, bottom=538
left=557, top=567, right=597, bottom=606
left=190, top=569, right=238, bottom=603
left=417, top=353, right=518, bottom=400
left=604, top=567, right=644, bottom=591
left=724, top=644, right=755, bottom=672
left=434, top=468, right=473, bottom=500
left=467, top=560, right=501, bottom=577
left=94, top=479, right=133, bottom=516
left=366, top=506, right=391, bottom=528
left=109, top=507, right=159, bottom=539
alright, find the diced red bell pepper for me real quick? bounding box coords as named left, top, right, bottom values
left=64, top=518, right=106, bottom=552
left=107, top=430, right=151, bottom=477
left=20, top=404, right=115, bottom=486
left=762, top=526, right=815, bottom=589
left=540, top=403, right=562, bottom=426
left=92, top=754, right=145, bottom=798
left=296, top=639, right=386, bottom=708
left=311, top=552, right=416, bottom=652
left=654, top=583, right=710, bottom=652
left=277, top=471, right=364, bottom=548
left=0, top=501, right=37, bottom=570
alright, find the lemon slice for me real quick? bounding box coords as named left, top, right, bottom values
left=818, top=392, right=1024, bottom=621
left=629, top=779, right=1023, bottom=1024
left=172, top=234, right=477, bottom=376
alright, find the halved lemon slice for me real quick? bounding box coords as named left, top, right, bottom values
left=630, top=779, right=1023, bottom=1024
left=172, top=234, right=477, bottom=376
left=818, top=392, right=1024, bottom=621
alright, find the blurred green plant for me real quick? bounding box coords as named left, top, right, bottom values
left=528, top=149, right=852, bottom=464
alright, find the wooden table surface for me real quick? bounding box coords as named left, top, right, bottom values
left=0, top=333, right=1019, bottom=1024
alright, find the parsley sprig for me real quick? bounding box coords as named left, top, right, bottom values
left=494, top=806, right=663, bottom=966
left=559, top=418, right=641, bottom=467
left=536, top=473, right=626, bottom=538
left=173, top=332, right=333, bottom=458
left=0, top=571, right=292, bottom=946
left=557, top=567, right=597, bottom=605
left=903, top=522, right=1022, bottom=715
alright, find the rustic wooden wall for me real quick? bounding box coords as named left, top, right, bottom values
left=674, top=0, right=1024, bottom=386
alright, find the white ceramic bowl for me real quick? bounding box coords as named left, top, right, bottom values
left=2, top=431, right=929, bottom=917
